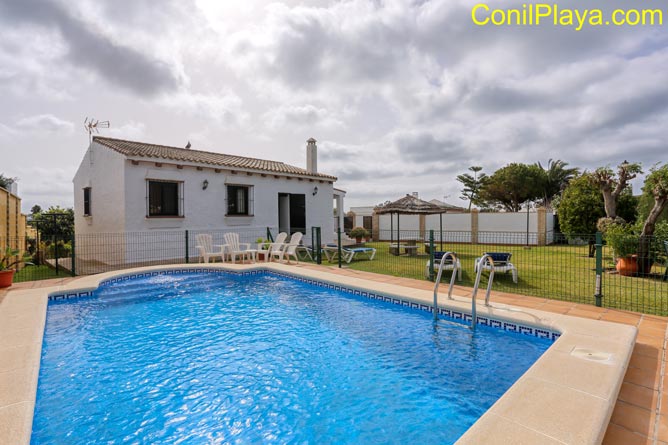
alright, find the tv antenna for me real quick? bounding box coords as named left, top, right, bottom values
left=83, top=117, right=110, bottom=141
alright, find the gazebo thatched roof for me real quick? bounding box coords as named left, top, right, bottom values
left=374, top=194, right=447, bottom=215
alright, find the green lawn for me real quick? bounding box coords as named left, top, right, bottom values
left=13, top=265, right=64, bottom=283
left=318, top=241, right=668, bottom=315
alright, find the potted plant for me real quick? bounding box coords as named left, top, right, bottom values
left=0, top=247, right=31, bottom=288
left=256, top=238, right=271, bottom=250
left=605, top=225, right=639, bottom=276
left=349, top=227, right=369, bottom=244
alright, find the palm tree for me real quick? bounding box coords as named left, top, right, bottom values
left=536, top=159, right=579, bottom=209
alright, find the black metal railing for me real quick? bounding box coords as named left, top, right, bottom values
left=3, top=228, right=667, bottom=315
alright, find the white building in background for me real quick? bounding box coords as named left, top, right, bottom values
left=73, top=136, right=342, bottom=268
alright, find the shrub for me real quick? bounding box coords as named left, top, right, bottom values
left=349, top=227, right=369, bottom=239
left=604, top=224, right=638, bottom=259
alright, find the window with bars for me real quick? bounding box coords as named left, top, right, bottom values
left=147, top=180, right=183, bottom=217
left=83, top=187, right=92, bottom=216
left=226, top=185, right=254, bottom=216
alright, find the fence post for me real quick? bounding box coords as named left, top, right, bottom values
left=429, top=230, right=435, bottom=281
left=70, top=235, right=76, bottom=276
left=314, top=227, right=322, bottom=264
left=185, top=230, right=189, bottom=264
left=595, top=232, right=603, bottom=307
left=337, top=228, right=342, bottom=268
left=54, top=235, right=59, bottom=275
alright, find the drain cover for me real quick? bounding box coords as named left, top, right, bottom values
left=571, top=348, right=611, bottom=362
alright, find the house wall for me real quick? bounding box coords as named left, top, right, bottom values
left=119, top=160, right=334, bottom=264
left=122, top=160, right=334, bottom=236
left=73, top=142, right=127, bottom=234
left=73, top=142, right=128, bottom=266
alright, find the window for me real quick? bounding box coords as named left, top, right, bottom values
left=147, top=180, right=183, bottom=217
left=226, top=185, right=254, bottom=216
left=83, top=187, right=92, bottom=216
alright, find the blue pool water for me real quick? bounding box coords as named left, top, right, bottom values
left=32, top=271, right=551, bottom=444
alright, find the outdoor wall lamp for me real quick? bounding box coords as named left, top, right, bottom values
left=202, top=179, right=209, bottom=190
left=313, top=186, right=318, bottom=196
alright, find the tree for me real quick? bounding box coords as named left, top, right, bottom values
left=557, top=173, right=637, bottom=257
left=638, top=164, right=668, bottom=274
left=480, top=163, right=543, bottom=212
left=557, top=175, right=605, bottom=238
left=535, top=159, right=579, bottom=209
left=31, top=206, right=75, bottom=238
left=30, top=205, right=42, bottom=215
left=456, top=166, right=488, bottom=211
left=589, top=161, right=642, bottom=220
left=0, top=174, right=16, bottom=190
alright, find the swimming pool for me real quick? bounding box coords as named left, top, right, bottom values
left=32, top=270, right=552, bottom=444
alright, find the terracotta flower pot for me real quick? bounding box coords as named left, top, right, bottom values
left=616, top=255, right=638, bottom=277
left=0, top=269, right=15, bottom=288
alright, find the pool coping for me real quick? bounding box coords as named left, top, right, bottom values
left=0, top=263, right=637, bottom=445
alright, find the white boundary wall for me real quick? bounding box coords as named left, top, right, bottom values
left=376, top=210, right=554, bottom=245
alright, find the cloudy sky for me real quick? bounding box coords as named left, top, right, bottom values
left=1, top=0, right=667, bottom=212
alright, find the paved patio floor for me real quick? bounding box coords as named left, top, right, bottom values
left=2, top=265, right=666, bottom=444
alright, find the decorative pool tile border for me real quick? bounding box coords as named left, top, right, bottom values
left=48, top=267, right=560, bottom=341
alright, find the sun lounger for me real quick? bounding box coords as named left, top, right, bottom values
left=425, top=251, right=462, bottom=280
left=474, top=252, right=518, bottom=283
left=323, top=245, right=376, bottom=263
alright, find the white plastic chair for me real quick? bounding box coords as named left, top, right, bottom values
left=195, top=234, right=226, bottom=263
left=271, top=232, right=303, bottom=264
left=223, top=233, right=255, bottom=263
left=268, top=232, right=288, bottom=256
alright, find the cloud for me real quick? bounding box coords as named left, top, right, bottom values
left=105, top=121, right=146, bottom=140
left=15, top=114, right=75, bottom=134
left=161, top=90, right=249, bottom=127
left=263, top=104, right=345, bottom=130
left=2, top=0, right=668, bottom=212
left=0, top=0, right=182, bottom=97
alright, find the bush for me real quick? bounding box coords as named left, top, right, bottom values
left=604, top=224, right=638, bottom=259
left=43, top=240, right=72, bottom=259
left=349, top=227, right=369, bottom=239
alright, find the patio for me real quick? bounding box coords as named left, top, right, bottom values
left=1, top=266, right=666, bottom=444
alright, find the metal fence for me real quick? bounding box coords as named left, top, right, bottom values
left=3, top=228, right=667, bottom=315
left=327, top=229, right=667, bottom=315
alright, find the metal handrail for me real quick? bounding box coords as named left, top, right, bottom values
left=432, top=252, right=458, bottom=321
left=471, top=254, right=495, bottom=329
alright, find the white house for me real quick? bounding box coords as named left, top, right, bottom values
left=73, top=136, right=342, bottom=268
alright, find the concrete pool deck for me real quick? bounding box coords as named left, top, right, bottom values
left=0, top=263, right=658, bottom=444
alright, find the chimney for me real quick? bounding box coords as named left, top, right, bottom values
left=306, top=138, right=317, bottom=173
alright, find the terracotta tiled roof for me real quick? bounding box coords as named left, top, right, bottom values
left=93, top=136, right=337, bottom=180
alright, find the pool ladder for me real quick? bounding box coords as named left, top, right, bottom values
left=433, top=253, right=495, bottom=329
